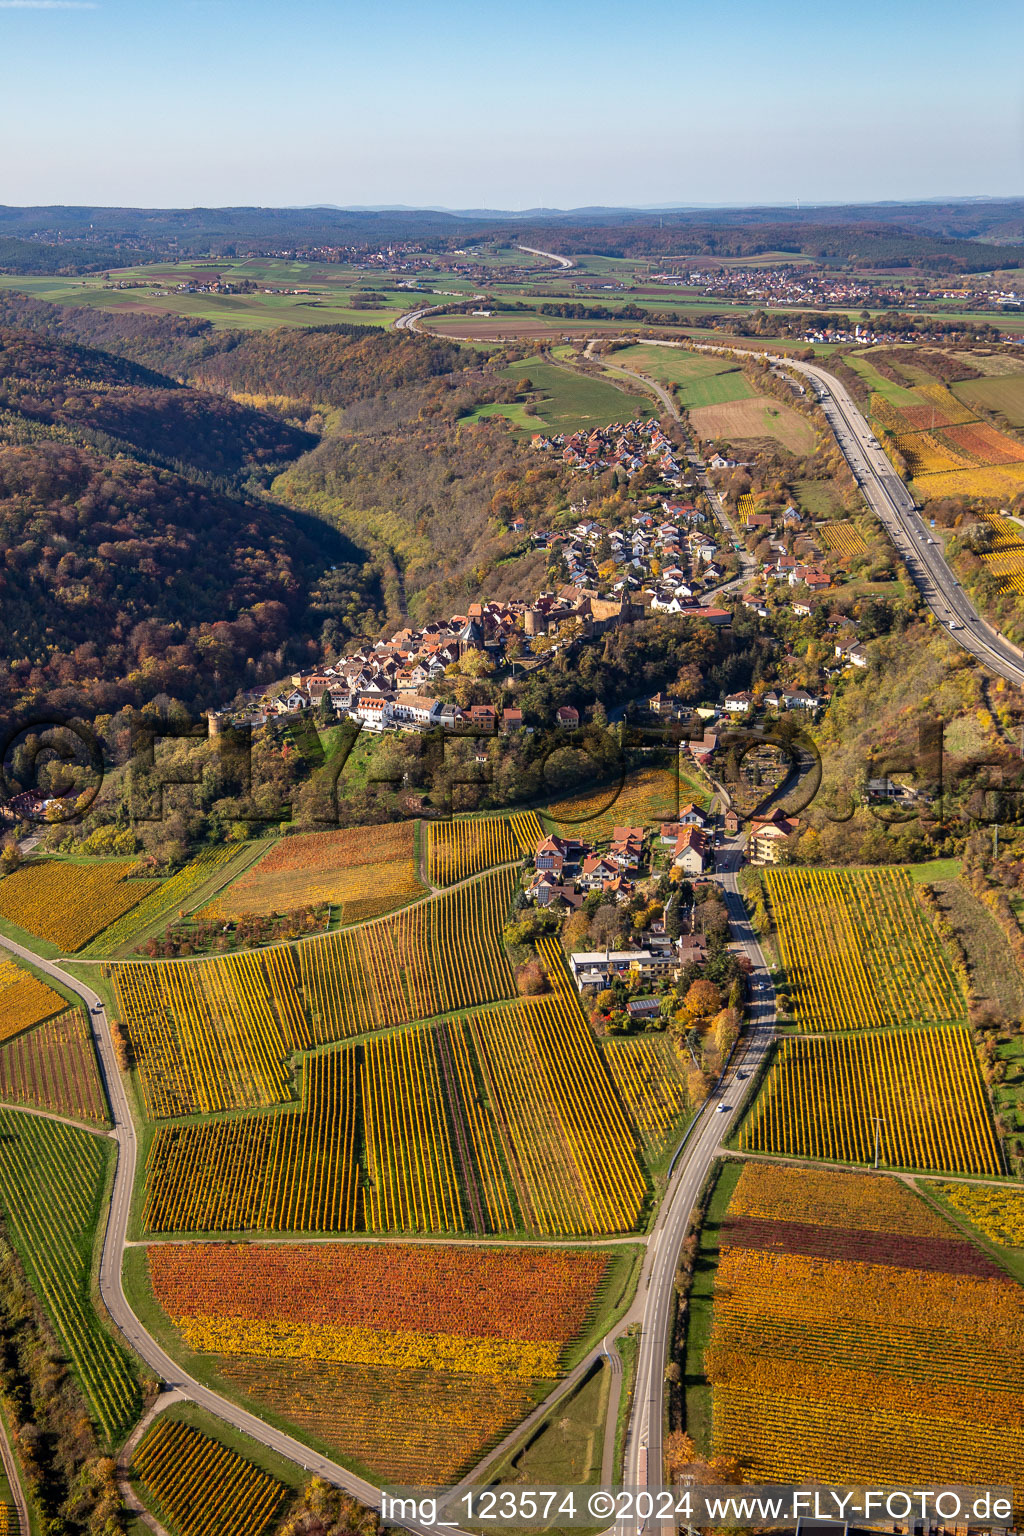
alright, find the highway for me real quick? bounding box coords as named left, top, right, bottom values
left=517, top=244, right=574, bottom=269
left=778, top=355, right=1024, bottom=687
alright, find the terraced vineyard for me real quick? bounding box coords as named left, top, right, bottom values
left=148, top=1240, right=613, bottom=1484
left=113, top=865, right=518, bottom=1117
left=738, top=1026, right=1000, bottom=1175
left=0, top=1109, right=138, bottom=1440
left=707, top=1163, right=1024, bottom=1507
left=764, top=866, right=966, bottom=1029
left=133, top=1415, right=286, bottom=1536
left=143, top=987, right=646, bottom=1237
left=426, top=811, right=545, bottom=885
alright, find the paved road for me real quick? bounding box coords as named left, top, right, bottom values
left=0, top=1400, right=30, bottom=1536
left=517, top=244, right=574, bottom=269
left=778, top=356, right=1024, bottom=687
left=577, top=333, right=1024, bottom=688
left=619, top=838, right=775, bottom=1529
left=0, top=931, right=439, bottom=1535
left=394, top=303, right=439, bottom=332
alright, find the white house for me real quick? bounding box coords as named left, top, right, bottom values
left=391, top=692, right=442, bottom=727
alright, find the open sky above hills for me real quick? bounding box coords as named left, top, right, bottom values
left=2, top=0, right=1022, bottom=209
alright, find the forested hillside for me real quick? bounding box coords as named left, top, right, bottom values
left=0, top=293, right=571, bottom=716
left=0, top=442, right=372, bottom=713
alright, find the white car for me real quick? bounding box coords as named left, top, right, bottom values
left=717, top=1103, right=730, bottom=1114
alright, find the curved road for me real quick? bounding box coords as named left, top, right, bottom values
left=0, top=842, right=775, bottom=1536
left=517, top=244, right=574, bottom=269
left=594, top=353, right=756, bottom=594
left=0, top=931, right=421, bottom=1528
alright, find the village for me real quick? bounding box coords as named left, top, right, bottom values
left=519, top=799, right=800, bottom=1005
left=208, top=433, right=877, bottom=749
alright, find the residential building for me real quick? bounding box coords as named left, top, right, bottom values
left=672, top=826, right=709, bottom=876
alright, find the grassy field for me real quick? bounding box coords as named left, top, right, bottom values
left=689, top=396, right=816, bottom=453
left=954, top=372, right=1024, bottom=428
left=605, top=345, right=755, bottom=408
left=462, top=399, right=553, bottom=431
left=842, top=353, right=922, bottom=405
left=793, top=475, right=850, bottom=520
left=501, top=358, right=654, bottom=434
left=0, top=258, right=413, bottom=332
left=484, top=1360, right=610, bottom=1503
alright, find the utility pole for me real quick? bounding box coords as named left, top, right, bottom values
left=872, top=1116, right=885, bottom=1169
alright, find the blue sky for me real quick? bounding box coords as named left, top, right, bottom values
left=2, top=0, right=1022, bottom=208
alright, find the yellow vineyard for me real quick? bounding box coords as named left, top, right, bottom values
left=739, top=1026, right=1000, bottom=1175
left=0, top=957, right=65, bottom=1042
left=142, top=985, right=647, bottom=1239
left=114, top=866, right=518, bottom=1117
left=816, top=522, right=868, bottom=554
left=0, top=858, right=158, bottom=951
left=427, top=812, right=545, bottom=886
left=764, top=866, right=965, bottom=1030
left=603, top=1034, right=689, bottom=1151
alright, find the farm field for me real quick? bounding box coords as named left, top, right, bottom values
left=688, top=396, right=816, bottom=454
left=738, top=1026, right=1000, bottom=1174
left=113, top=865, right=518, bottom=1117
left=426, top=810, right=544, bottom=885
left=706, top=1162, right=1024, bottom=1503
left=0, top=261, right=408, bottom=331
left=864, top=364, right=1024, bottom=501
left=142, top=986, right=646, bottom=1237
left=84, top=847, right=241, bottom=957
left=0, top=1108, right=138, bottom=1440
left=602, top=346, right=756, bottom=408
left=953, top=371, right=1024, bottom=428
left=500, top=358, right=654, bottom=435
left=763, top=866, right=966, bottom=1029
left=816, top=521, right=868, bottom=554
left=0, top=1007, right=108, bottom=1123
left=972, top=512, right=1024, bottom=595
left=0, top=955, right=65, bottom=1040
left=937, top=1182, right=1024, bottom=1249
left=132, top=1414, right=286, bottom=1536
left=603, top=1034, right=689, bottom=1154
left=540, top=761, right=707, bottom=840
left=146, top=1241, right=614, bottom=1484
left=202, top=823, right=424, bottom=923
left=0, top=858, right=160, bottom=951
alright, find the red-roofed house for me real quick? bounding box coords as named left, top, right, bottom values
left=672, top=825, right=708, bottom=876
